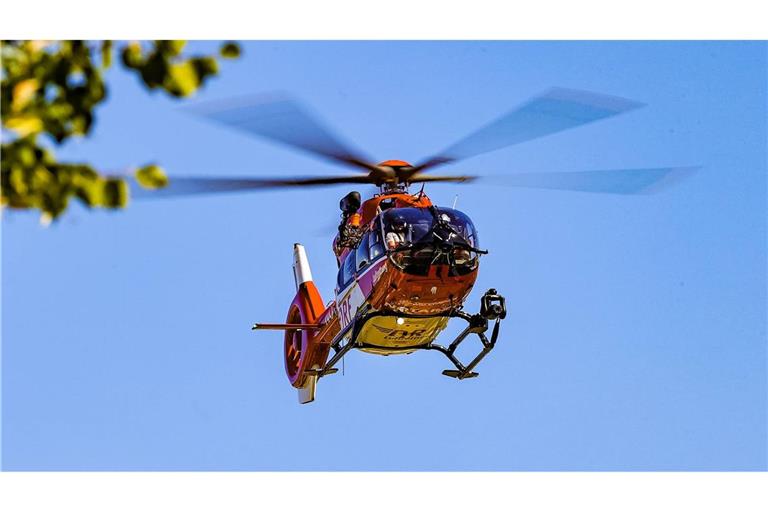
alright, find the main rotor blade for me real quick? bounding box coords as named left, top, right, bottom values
left=478, top=166, right=698, bottom=194
left=408, top=175, right=477, bottom=184
left=131, top=175, right=374, bottom=198
left=187, top=95, right=378, bottom=173
left=413, top=88, right=645, bottom=173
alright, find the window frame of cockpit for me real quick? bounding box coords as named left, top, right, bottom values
left=355, top=231, right=370, bottom=271
left=371, top=216, right=386, bottom=261
left=337, top=247, right=357, bottom=291
left=379, top=207, right=479, bottom=248
left=336, top=220, right=389, bottom=294
left=380, top=206, right=481, bottom=276
left=354, top=221, right=387, bottom=273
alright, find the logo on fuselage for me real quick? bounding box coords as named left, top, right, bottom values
left=372, top=263, right=387, bottom=285
left=337, top=283, right=366, bottom=330
left=370, top=324, right=428, bottom=341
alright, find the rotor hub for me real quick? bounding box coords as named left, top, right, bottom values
left=374, top=160, right=415, bottom=192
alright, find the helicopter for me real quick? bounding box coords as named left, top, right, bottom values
left=137, top=87, right=695, bottom=403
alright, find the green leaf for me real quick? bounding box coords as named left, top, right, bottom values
left=121, top=42, right=144, bottom=68
left=5, top=114, right=44, bottom=136
left=219, top=42, right=241, bottom=59
left=158, top=40, right=187, bottom=56
left=191, top=56, right=219, bottom=80
left=135, top=164, right=169, bottom=189
left=11, top=78, right=39, bottom=112
left=101, top=178, right=128, bottom=208
left=139, top=53, right=169, bottom=89
left=101, top=41, right=113, bottom=68
left=9, top=167, right=29, bottom=195
left=17, top=144, right=37, bottom=166
left=166, top=61, right=200, bottom=97
left=1, top=39, right=240, bottom=219
left=73, top=178, right=100, bottom=207
left=70, top=114, right=89, bottom=136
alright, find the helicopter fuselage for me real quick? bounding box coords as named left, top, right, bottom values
left=329, top=191, right=481, bottom=354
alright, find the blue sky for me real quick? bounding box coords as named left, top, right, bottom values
left=2, top=41, right=766, bottom=470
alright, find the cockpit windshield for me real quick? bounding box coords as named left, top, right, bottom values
left=380, top=207, right=479, bottom=248
left=378, top=207, right=480, bottom=276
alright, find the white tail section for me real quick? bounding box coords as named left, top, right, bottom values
left=292, top=243, right=313, bottom=290
left=298, top=365, right=319, bottom=404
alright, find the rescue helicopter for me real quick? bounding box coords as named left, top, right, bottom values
left=138, top=87, right=695, bottom=403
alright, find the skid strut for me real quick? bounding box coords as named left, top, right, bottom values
left=303, top=306, right=365, bottom=379
left=429, top=288, right=506, bottom=379
left=310, top=289, right=507, bottom=381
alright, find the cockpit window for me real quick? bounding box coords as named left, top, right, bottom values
left=338, top=249, right=357, bottom=290
left=380, top=207, right=479, bottom=248
left=369, top=224, right=385, bottom=261
left=434, top=207, right=479, bottom=248
left=380, top=207, right=480, bottom=276
left=356, top=232, right=370, bottom=270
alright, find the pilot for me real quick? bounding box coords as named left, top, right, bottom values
left=386, top=215, right=407, bottom=250
left=453, top=248, right=472, bottom=266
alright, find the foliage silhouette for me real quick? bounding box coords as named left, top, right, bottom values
left=1, top=40, right=240, bottom=223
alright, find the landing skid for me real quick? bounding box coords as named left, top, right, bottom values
left=316, top=288, right=507, bottom=382
left=429, top=307, right=503, bottom=380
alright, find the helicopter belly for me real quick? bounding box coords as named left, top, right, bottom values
left=357, top=315, right=449, bottom=353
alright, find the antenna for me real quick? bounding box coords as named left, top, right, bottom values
left=452, top=194, right=459, bottom=209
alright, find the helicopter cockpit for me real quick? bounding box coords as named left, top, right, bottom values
left=336, top=206, right=483, bottom=291
left=379, top=206, right=482, bottom=276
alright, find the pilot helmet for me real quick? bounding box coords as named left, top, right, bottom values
left=391, top=214, right=407, bottom=232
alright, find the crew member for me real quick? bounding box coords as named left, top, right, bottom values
left=336, top=191, right=363, bottom=249
left=386, top=216, right=407, bottom=250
